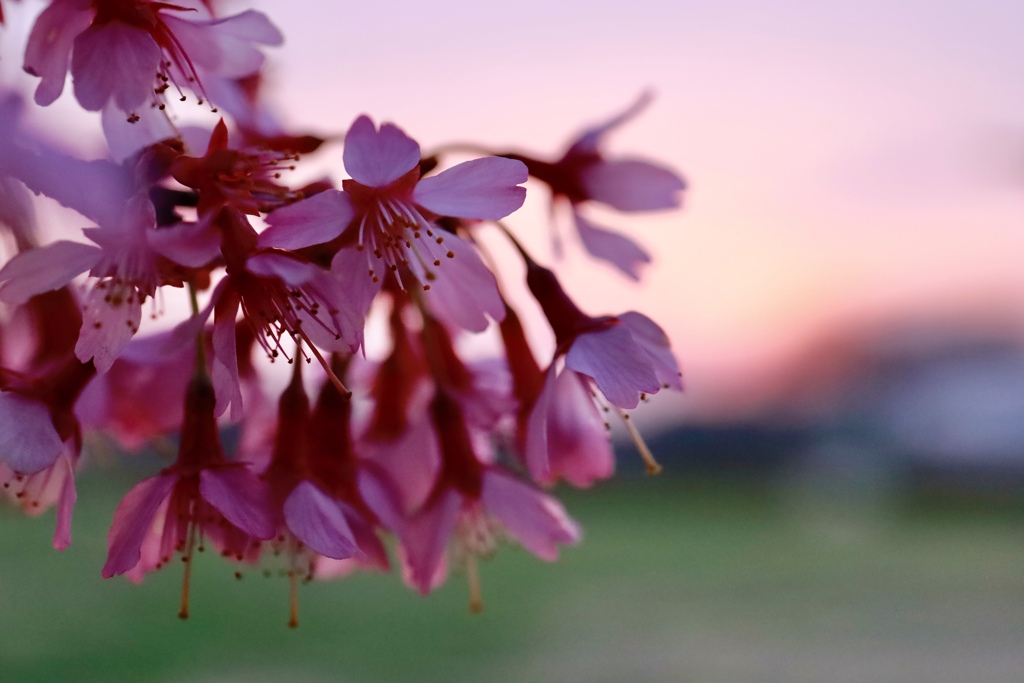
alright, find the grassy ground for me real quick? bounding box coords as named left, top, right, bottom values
left=2, top=471, right=1024, bottom=683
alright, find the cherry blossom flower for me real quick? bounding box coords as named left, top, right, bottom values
left=361, top=388, right=579, bottom=605
left=521, top=259, right=682, bottom=482
left=0, top=289, right=96, bottom=548
left=172, top=206, right=362, bottom=420
left=503, top=93, right=686, bottom=279
left=0, top=192, right=215, bottom=372
left=265, top=115, right=528, bottom=332
left=102, top=373, right=275, bottom=617
left=24, top=0, right=282, bottom=117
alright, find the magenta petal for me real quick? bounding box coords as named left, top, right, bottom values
left=361, top=417, right=441, bottom=515
left=0, top=178, right=37, bottom=248
left=102, top=102, right=177, bottom=163
left=199, top=467, right=275, bottom=540
left=547, top=370, right=615, bottom=486
left=0, top=240, right=101, bottom=305
left=260, top=190, right=354, bottom=250
left=331, top=246, right=382, bottom=340
left=283, top=481, right=361, bottom=560
left=211, top=290, right=243, bottom=420
left=357, top=468, right=406, bottom=534
left=481, top=470, right=581, bottom=561
left=245, top=252, right=321, bottom=285
left=413, top=157, right=527, bottom=220
left=75, top=283, right=143, bottom=373
left=289, top=266, right=366, bottom=353
left=573, top=211, right=651, bottom=281
left=23, top=0, right=95, bottom=106
left=210, top=10, right=284, bottom=46
left=524, top=367, right=557, bottom=483
left=102, top=473, right=177, bottom=577
left=417, top=233, right=505, bottom=332
left=71, top=23, right=161, bottom=112
left=53, top=452, right=77, bottom=550
left=565, top=326, right=660, bottom=409
left=618, top=311, right=683, bottom=391
left=343, top=115, right=420, bottom=188
left=581, top=159, right=686, bottom=212
left=400, top=491, right=461, bottom=595
left=147, top=219, right=221, bottom=268
left=0, top=392, right=65, bottom=474
left=569, top=91, right=653, bottom=156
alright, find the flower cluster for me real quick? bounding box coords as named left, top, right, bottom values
left=0, top=0, right=685, bottom=625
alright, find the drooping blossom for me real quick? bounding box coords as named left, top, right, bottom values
left=24, top=0, right=282, bottom=117
left=361, top=387, right=580, bottom=605
left=355, top=308, right=578, bottom=605
left=0, top=289, right=95, bottom=548
left=102, top=372, right=275, bottom=617
left=247, top=356, right=386, bottom=625
left=265, top=115, right=528, bottom=332
left=520, top=258, right=682, bottom=483
left=501, top=93, right=686, bottom=279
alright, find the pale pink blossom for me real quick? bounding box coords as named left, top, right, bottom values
left=265, top=115, right=528, bottom=332
left=504, top=93, right=686, bottom=279
left=361, top=388, right=579, bottom=597
left=102, top=376, right=275, bottom=583
left=24, top=0, right=282, bottom=116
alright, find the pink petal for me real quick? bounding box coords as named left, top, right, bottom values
left=481, top=470, right=580, bottom=561
left=546, top=370, right=615, bottom=486
left=289, top=266, right=366, bottom=354
left=147, top=218, right=221, bottom=268
left=413, top=157, right=527, bottom=220
left=71, top=23, right=161, bottom=112
left=357, top=468, right=406, bottom=534
left=283, top=481, right=361, bottom=560
left=565, top=325, right=660, bottom=409
left=245, top=251, right=321, bottom=285
left=343, top=115, right=420, bottom=188
left=568, top=91, right=653, bottom=156
left=199, top=467, right=275, bottom=540
left=573, top=211, right=651, bottom=281
left=161, top=277, right=224, bottom=355
left=260, top=190, right=354, bottom=250
left=0, top=177, right=37, bottom=249
left=360, top=417, right=441, bottom=515
left=210, top=10, right=284, bottom=46
left=416, top=232, right=505, bottom=332
left=523, top=367, right=557, bottom=483
left=618, top=311, right=683, bottom=391
left=102, top=103, right=177, bottom=163
left=23, top=0, right=95, bottom=106
left=52, top=452, right=77, bottom=550
left=399, top=491, right=461, bottom=595
left=0, top=137, right=133, bottom=228
left=102, top=473, right=177, bottom=577
left=0, top=240, right=101, bottom=305
left=0, top=392, right=65, bottom=474
left=75, top=282, right=143, bottom=373
left=580, top=159, right=686, bottom=212
left=163, top=11, right=282, bottom=79
left=211, top=290, right=243, bottom=420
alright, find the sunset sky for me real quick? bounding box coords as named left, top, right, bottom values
left=3, top=0, right=1023, bottom=424
left=252, top=0, right=1024, bottom=421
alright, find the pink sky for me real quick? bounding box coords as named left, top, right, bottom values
left=4, top=1, right=1024, bottom=424
left=248, top=1, right=1024, bottom=422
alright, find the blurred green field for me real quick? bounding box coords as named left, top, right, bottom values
left=2, top=470, right=1024, bottom=683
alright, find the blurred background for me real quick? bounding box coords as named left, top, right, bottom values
left=2, top=1, right=1024, bottom=681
